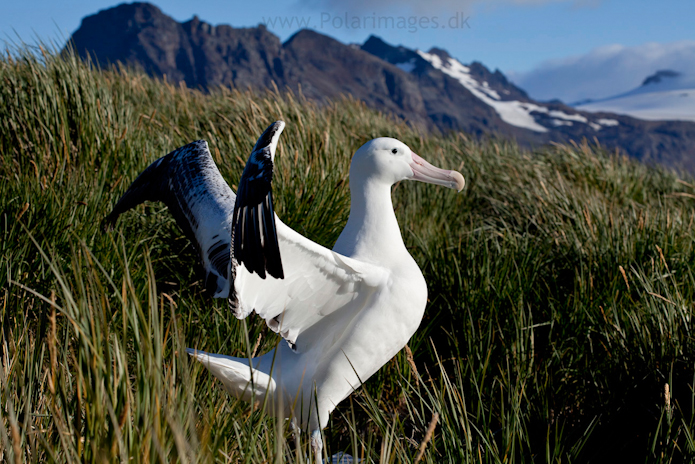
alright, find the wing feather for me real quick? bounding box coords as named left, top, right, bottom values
left=104, top=140, right=235, bottom=297
left=232, top=122, right=285, bottom=280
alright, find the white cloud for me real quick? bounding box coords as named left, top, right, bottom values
left=509, top=40, right=695, bottom=103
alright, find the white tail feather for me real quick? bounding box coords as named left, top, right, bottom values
left=186, top=348, right=276, bottom=404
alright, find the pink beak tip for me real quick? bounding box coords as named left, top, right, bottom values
left=451, top=170, right=465, bottom=192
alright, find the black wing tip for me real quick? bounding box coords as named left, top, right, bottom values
left=268, top=265, right=284, bottom=280
left=263, top=191, right=284, bottom=279
left=253, top=121, right=285, bottom=153
left=233, top=123, right=286, bottom=280
left=235, top=192, right=284, bottom=280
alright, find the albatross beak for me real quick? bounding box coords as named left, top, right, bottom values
left=408, top=152, right=465, bottom=192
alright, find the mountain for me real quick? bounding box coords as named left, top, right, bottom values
left=362, top=37, right=613, bottom=135
left=68, top=3, right=433, bottom=129
left=577, top=69, right=695, bottom=123
left=361, top=37, right=695, bottom=170
left=67, top=2, right=695, bottom=172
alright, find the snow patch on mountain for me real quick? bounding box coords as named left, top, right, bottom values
left=417, top=50, right=618, bottom=133
left=597, top=118, right=619, bottom=126
left=548, top=110, right=587, bottom=123
left=577, top=70, right=695, bottom=122
left=417, top=50, right=548, bottom=132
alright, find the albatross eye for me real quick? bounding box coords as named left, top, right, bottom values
left=391, top=148, right=398, bottom=154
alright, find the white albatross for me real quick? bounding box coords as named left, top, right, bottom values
left=104, top=121, right=465, bottom=463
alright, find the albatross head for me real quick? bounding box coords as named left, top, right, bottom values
left=351, top=138, right=465, bottom=191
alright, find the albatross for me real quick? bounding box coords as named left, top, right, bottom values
left=105, top=121, right=464, bottom=463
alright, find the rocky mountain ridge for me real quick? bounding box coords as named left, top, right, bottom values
left=67, top=2, right=695, bottom=172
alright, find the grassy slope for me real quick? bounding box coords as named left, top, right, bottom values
left=2, top=48, right=695, bottom=463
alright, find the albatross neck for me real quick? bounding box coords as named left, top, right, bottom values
left=332, top=177, right=407, bottom=263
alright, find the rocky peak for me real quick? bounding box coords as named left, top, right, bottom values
left=427, top=47, right=451, bottom=62
left=361, top=35, right=418, bottom=64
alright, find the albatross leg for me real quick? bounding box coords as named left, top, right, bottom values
left=310, top=429, right=323, bottom=464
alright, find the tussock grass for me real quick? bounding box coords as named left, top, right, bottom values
left=2, top=44, right=695, bottom=462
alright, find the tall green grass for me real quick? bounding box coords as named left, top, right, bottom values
left=2, top=44, right=695, bottom=462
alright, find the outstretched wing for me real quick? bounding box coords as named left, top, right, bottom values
left=229, top=122, right=389, bottom=353
left=232, top=121, right=285, bottom=280
left=104, top=140, right=235, bottom=297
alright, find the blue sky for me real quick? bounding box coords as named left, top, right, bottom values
left=3, top=0, right=694, bottom=102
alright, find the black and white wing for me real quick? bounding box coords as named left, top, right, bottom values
left=104, top=140, right=235, bottom=297
left=232, top=121, right=285, bottom=280
left=229, top=123, right=390, bottom=353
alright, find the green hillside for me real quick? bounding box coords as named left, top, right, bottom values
left=2, top=47, right=695, bottom=463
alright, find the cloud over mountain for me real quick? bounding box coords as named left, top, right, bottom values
left=509, top=40, right=695, bottom=103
